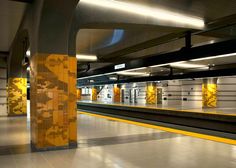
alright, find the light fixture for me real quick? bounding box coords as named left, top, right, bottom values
left=26, top=50, right=30, bottom=57
left=149, top=62, right=185, bottom=68
left=76, top=54, right=98, bottom=61
left=170, top=62, right=207, bottom=68
left=80, top=0, right=205, bottom=29
left=149, top=64, right=169, bottom=68
left=190, top=52, right=236, bottom=62
left=109, top=77, right=117, bottom=80
left=124, top=67, right=146, bottom=72
left=117, top=71, right=149, bottom=76
left=27, top=67, right=30, bottom=71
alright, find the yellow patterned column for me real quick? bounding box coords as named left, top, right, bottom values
left=8, top=78, right=27, bottom=116
left=77, top=88, right=82, bottom=101
left=30, top=53, right=77, bottom=151
left=146, top=82, right=157, bottom=105
left=202, top=79, right=217, bottom=108
left=91, top=87, right=97, bottom=101
left=113, top=84, right=121, bottom=103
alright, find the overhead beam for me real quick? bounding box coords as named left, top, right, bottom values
left=79, top=65, right=236, bottom=86
left=78, top=38, right=236, bottom=78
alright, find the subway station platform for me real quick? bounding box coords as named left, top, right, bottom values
left=0, top=112, right=236, bottom=168
left=78, top=100, right=236, bottom=115
left=78, top=101, right=236, bottom=138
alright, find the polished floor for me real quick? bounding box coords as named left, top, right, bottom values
left=0, top=113, right=236, bottom=168
left=79, top=100, right=236, bottom=115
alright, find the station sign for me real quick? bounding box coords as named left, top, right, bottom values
left=114, top=63, right=126, bottom=70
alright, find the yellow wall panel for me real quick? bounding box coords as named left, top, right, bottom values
left=146, top=83, right=157, bottom=105
left=77, top=88, right=81, bottom=100
left=8, top=78, right=27, bottom=116
left=91, top=87, right=97, bottom=101
left=113, top=85, right=121, bottom=103
left=202, top=84, right=217, bottom=108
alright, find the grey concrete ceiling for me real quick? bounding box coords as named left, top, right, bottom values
left=0, top=1, right=26, bottom=52
left=76, top=0, right=236, bottom=70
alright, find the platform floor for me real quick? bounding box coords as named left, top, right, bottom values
left=79, top=100, right=236, bottom=115
left=0, top=113, right=236, bottom=168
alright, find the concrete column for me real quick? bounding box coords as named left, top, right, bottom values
left=146, top=82, right=157, bottom=105
left=91, top=87, right=98, bottom=101
left=30, top=54, right=77, bottom=151
left=202, top=78, right=217, bottom=108
left=113, top=84, right=121, bottom=103
left=77, top=88, right=81, bottom=101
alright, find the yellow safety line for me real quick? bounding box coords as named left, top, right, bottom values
left=79, top=111, right=236, bottom=145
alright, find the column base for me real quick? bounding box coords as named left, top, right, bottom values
left=31, top=141, right=78, bottom=152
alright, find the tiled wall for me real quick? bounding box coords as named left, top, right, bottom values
left=85, top=77, right=236, bottom=108
left=217, top=77, right=236, bottom=108
left=30, top=53, right=77, bottom=150
left=0, top=65, right=7, bottom=116
left=122, top=82, right=146, bottom=104
left=182, top=79, right=202, bottom=108
left=162, top=80, right=182, bottom=106
left=98, top=85, right=113, bottom=103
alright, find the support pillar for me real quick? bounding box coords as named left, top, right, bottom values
left=30, top=53, right=77, bottom=151
left=146, top=82, right=157, bottom=105
left=77, top=88, right=81, bottom=101
left=8, top=78, right=27, bottom=116
left=91, top=87, right=97, bottom=101
left=113, top=84, right=121, bottom=103
left=202, top=78, right=217, bottom=108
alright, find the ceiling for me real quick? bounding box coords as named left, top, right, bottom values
left=76, top=0, right=236, bottom=75
left=0, top=0, right=26, bottom=52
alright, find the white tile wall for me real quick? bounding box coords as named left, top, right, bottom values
left=217, top=77, right=236, bottom=108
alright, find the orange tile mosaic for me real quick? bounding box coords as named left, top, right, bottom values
left=91, top=87, right=97, bottom=101
left=113, top=85, right=121, bottom=103
left=30, top=53, right=77, bottom=150
left=77, top=88, right=81, bottom=100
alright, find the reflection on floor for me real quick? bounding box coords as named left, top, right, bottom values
left=0, top=113, right=236, bottom=168
left=79, top=100, right=236, bottom=115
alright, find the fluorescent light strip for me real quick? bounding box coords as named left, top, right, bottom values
left=190, top=53, right=236, bottom=62
left=80, top=0, right=204, bottom=29
left=117, top=72, right=149, bottom=76
left=124, top=67, right=146, bottom=72
left=76, top=54, right=98, bottom=61
left=170, top=62, right=207, bottom=68
left=149, top=63, right=169, bottom=68
left=149, top=61, right=186, bottom=68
